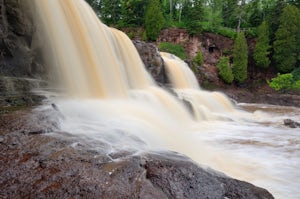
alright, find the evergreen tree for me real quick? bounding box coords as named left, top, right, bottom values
left=247, top=0, right=264, bottom=27
left=217, top=56, right=234, bottom=84
left=254, top=21, right=271, bottom=69
left=121, top=0, right=148, bottom=27
left=273, top=4, right=300, bottom=73
left=267, top=0, right=286, bottom=42
left=222, top=0, right=239, bottom=28
left=99, top=0, right=122, bottom=25
left=205, top=0, right=223, bottom=31
left=145, top=0, right=165, bottom=41
left=233, top=32, right=248, bottom=83
left=182, top=0, right=204, bottom=35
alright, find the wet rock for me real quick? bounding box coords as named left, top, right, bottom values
left=0, top=1, right=48, bottom=108
left=284, top=119, right=300, bottom=128
left=0, top=0, right=45, bottom=77
left=0, top=108, right=274, bottom=199
left=133, top=40, right=166, bottom=84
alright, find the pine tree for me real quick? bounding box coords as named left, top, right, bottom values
left=273, top=4, right=300, bottom=73
left=217, top=56, right=234, bottom=84
left=100, top=0, right=122, bottom=25
left=233, top=32, right=248, bottom=83
left=121, top=0, right=148, bottom=27
left=254, top=21, right=271, bottom=69
left=182, top=0, right=204, bottom=35
left=145, top=0, right=165, bottom=41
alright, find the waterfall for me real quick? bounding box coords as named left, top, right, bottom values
left=32, top=1, right=299, bottom=198
left=161, top=52, right=236, bottom=120
left=32, top=0, right=250, bottom=176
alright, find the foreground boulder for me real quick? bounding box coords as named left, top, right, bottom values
left=284, top=119, right=300, bottom=128
left=0, top=109, right=274, bottom=199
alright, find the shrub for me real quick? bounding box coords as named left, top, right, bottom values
left=216, top=27, right=237, bottom=39
left=292, top=67, right=300, bottom=81
left=292, top=80, right=300, bottom=90
left=193, top=51, right=203, bottom=66
left=268, top=73, right=293, bottom=91
left=142, top=31, right=147, bottom=41
left=158, top=42, right=187, bottom=60
left=217, top=56, right=234, bottom=84
left=128, top=31, right=134, bottom=39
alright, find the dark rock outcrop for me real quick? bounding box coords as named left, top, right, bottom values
left=0, top=0, right=44, bottom=77
left=0, top=109, right=274, bottom=199
left=133, top=40, right=166, bottom=84
left=0, top=0, right=46, bottom=107
left=284, top=119, right=300, bottom=128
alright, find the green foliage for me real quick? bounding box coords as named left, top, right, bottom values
left=222, top=0, right=240, bottom=28
left=99, top=0, right=122, bottom=25
left=142, top=31, right=147, bottom=41
left=121, top=0, right=147, bottom=27
left=158, top=42, right=187, bottom=60
left=217, top=56, right=234, bottom=84
left=233, top=32, right=248, bottom=83
left=292, top=80, right=300, bottom=90
left=273, top=4, right=300, bottom=73
left=193, top=51, right=203, bottom=66
left=268, top=73, right=294, bottom=91
left=267, top=0, right=286, bottom=42
left=254, top=21, right=271, bottom=69
left=215, top=27, right=237, bottom=39
left=128, top=30, right=134, bottom=39
left=145, top=0, right=165, bottom=41
left=292, top=67, right=300, bottom=81
left=182, top=0, right=204, bottom=35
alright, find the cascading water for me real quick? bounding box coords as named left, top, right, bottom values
left=161, top=52, right=237, bottom=121
left=33, top=0, right=299, bottom=198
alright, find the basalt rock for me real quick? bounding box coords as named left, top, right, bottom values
left=284, top=119, right=300, bottom=128
left=133, top=40, right=166, bottom=84
left=0, top=108, right=274, bottom=199
left=0, top=0, right=44, bottom=77
left=0, top=0, right=46, bottom=107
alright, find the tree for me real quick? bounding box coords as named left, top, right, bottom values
left=267, top=0, right=286, bottom=42
left=121, top=0, right=148, bottom=27
left=145, top=0, right=165, bottom=41
left=99, top=0, right=122, bottom=26
left=182, top=0, right=205, bottom=35
left=217, top=56, right=234, bottom=84
left=233, top=32, right=248, bottom=83
left=205, top=0, right=223, bottom=31
left=254, top=21, right=271, bottom=69
left=247, top=0, right=264, bottom=27
left=222, top=0, right=239, bottom=28
left=273, top=4, right=300, bottom=73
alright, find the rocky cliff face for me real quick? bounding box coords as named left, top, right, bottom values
left=158, top=29, right=235, bottom=86
left=0, top=0, right=44, bottom=77
left=0, top=0, right=45, bottom=108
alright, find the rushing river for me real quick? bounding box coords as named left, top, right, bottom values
left=191, top=103, right=300, bottom=199
left=48, top=99, right=300, bottom=199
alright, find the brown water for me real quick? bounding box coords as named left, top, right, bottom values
left=33, top=1, right=299, bottom=198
